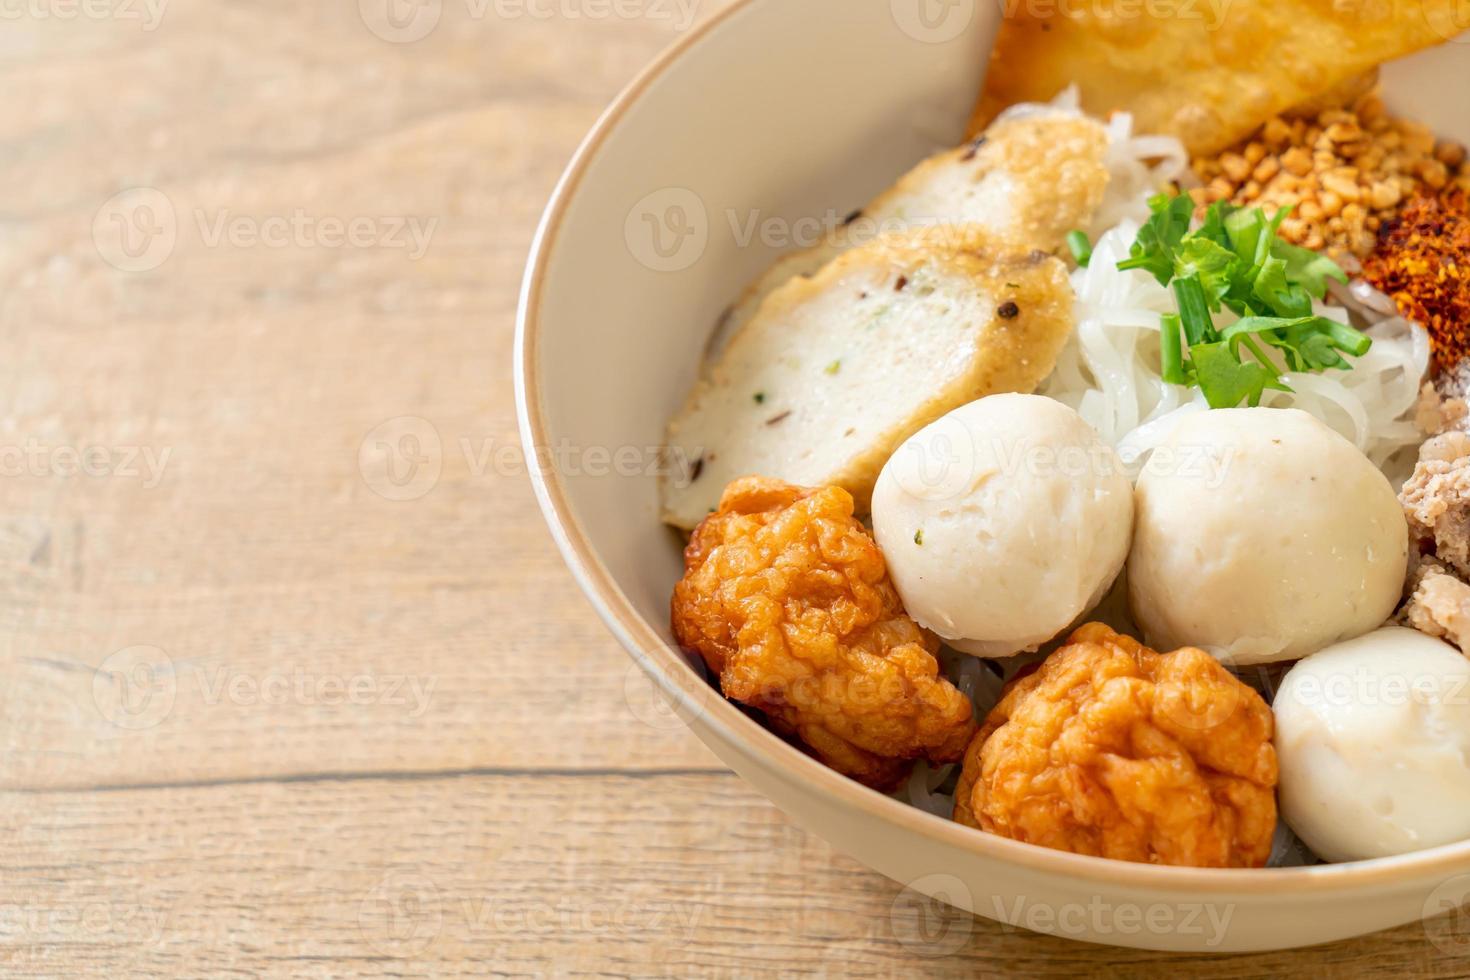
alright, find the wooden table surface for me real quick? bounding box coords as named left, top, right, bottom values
left=1, top=1, right=1466, bottom=976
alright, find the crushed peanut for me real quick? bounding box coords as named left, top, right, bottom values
left=1191, top=93, right=1470, bottom=264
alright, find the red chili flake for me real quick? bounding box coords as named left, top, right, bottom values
left=765, top=410, right=792, bottom=426
left=1362, top=191, right=1470, bottom=376
left=895, top=275, right=909, bottom=292
left=997, top=301, right=1020, bottom=319
left=843, top=209, right=863, bottom=226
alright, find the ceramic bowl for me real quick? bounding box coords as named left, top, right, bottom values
left=516, top=0, right=1470, bottom=951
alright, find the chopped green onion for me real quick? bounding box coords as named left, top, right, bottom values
left=1323, top=320, right=1373, bottom=357
left=1172, top=275, right=1214, bottom=346
left=1119, top=194, right=1364, bottom=411
left=1066, top=230, right=1093, bottom=267
left=1159, top=313, right=1187, bottom=385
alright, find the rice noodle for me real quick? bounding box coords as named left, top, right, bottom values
left=1090, top=110, right=1190, bottom=238
left=904, top=760, right=958, bottom=818
left=1042, top=217, right=1431, bottom=482
left=1342, top=278, right=1401, bottom=317
left=1268, top=820, right=1322, bottom=868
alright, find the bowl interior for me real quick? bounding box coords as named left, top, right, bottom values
left=524, top=0, right=1470, bottom=865
left=528, top=0, right=996, bottom=628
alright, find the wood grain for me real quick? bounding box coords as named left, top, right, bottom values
left=1, top=775, right=1465, bottom=979
left=0, top=0, right=1464, bottom=974
left=0, top=0, right=719, bottom=791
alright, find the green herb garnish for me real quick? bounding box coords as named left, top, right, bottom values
left=753, top=392, right=765, bottom=404
left=825, top=359, right=841, bottom=375
left=913, top=529, right=924, bottom=546
left=1066, top=230, right=1093, bottom=267
left=1118, top=193, right=1194, bottom=284
left=1120, top=194, right=1365, bottom=409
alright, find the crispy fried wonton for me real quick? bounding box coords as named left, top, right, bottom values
left=969, top=0, right=1464, bottom=155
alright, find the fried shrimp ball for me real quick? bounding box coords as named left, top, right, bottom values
left=672, top=476, right=977, bottom=789
left=953, top=624, right=1278, bottom=867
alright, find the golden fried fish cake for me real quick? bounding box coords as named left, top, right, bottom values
left=661, top=227, right=1076, bottom=530
left=672, top=477, right=977, bottom=789
left=709, top=110, right=1109, bottom=354
left=954, top=624, right=1277, bottom=868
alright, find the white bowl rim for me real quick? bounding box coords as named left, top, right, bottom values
left=514, top=0, right=1470, bottom=895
